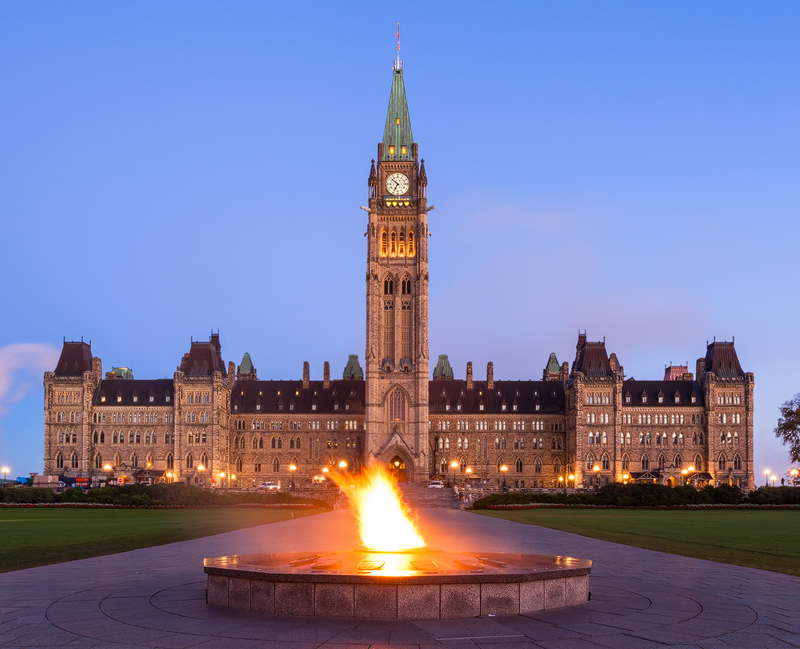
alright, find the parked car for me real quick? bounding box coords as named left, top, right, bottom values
left=258, top=481, right=280, bottom=491
left=428, top=480, right=444, bottom=489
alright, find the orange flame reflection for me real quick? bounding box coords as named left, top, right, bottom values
left=330, top=462, right=425, bottom=551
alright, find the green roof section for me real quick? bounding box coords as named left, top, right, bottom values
left=239, top=353, right=254, bottom=375
left=343, top=355, right=363, bottom=379
left=382, top=65, right=414, bottom=162
left=111, top=366, right=133, bottom=380
left=433, top=355, right=454, bottom=380
left=546, top=353, right=560, bottom=375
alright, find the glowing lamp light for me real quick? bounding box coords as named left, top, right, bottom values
left=451, top=461, right=459, bottom=468
left=338, top=461, right=347, bottom=469
left=289, top=465, right=297, bottom=472
left=198, top=465, right=205, bottom=471
left=322, top=467, right=329, bottom=473
left=791, top=469, right=799, bottom=476
left=593, top=465, right=600, bottom=472
left=466, top=467, right=472, bottom=474
left=394, top=461, right=400, bottom=467
left=568, top=474, right=575, bottom=481
left=219, top=472, right=225, bottom=478
left=688, top=466, right=695, bottom=472
left=681, top=469, right=688, bottom=475
left=104, top=464, right=112, bottom=471
left=231, top=474, right=236, bottom=480
left=558, top=476, right=564, bottom=482
left=500, top=465, right=508, bottom=472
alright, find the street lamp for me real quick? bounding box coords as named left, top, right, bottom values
left=558, top=475, right=564, bottom=493
left=764, top=469, right=770, bottom=487
left=568, top=474, right=575, bottom=489
left=103, top=464, right=112, bottom=486
left=219, top=472, right=225, bottom=488
left=593, top=464, right=600, bottom=489
left=289, top=464, right=297, bottom=490
left=166, top=472, right=173, bottom=483
left=791, top=468, right=799, bottom=486
left=500, top=464, right=508, bottom=489
left=1, top=466, right=9, bottom=485
left=623, top=473, right=629, bottom=485
left=338, top=460, right=347, bottom=469
left=231, top=473, right=236, bottom=488
left=198, top=464, right=205, bottom=487
left=771, top=474, right=777, bottom=487
left=450, top=460, right=459, bottom=487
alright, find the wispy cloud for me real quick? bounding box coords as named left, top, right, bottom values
left=0, top=344, right=60, bottom=415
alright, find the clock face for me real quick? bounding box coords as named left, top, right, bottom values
left=386, top=173, right=410, bottom=195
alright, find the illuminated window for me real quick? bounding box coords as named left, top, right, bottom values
left=381, top=229, right=388, bottom=256
left=407, top=229, right=415, bottom=256
left=390, top=230, right=397, bottom=255
left=396, top=117, right=400, bottom=125
left=401, top=145, right=406, bottom=155
left=389, top=145, right=395, bottom=155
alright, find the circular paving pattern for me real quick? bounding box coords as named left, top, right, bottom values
left=1, top=510, right=798, bottom=648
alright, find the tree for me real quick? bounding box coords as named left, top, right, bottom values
left=774, top=394, right=800, bottom=463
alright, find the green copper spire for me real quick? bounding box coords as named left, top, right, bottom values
left=382, top=64, right=414, bottom=162
left=546, top=353, right=560, bottom=375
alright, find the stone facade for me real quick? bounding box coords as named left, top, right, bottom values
left=41, top=62, right=755, bottom=492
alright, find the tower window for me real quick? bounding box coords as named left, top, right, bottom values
left=389, top=146, right=395, bottom=155
left=396, top=117, right=400, bottom=125
left=401, top=145, right=406, bottom=155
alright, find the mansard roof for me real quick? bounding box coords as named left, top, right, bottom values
left=54, top=341, right=93, bottom=376
left=622, top=380, right=703, bottom=407
left=231, top=380, right=365, bottom=415
left=705, top=341, right=744, bottom=378
left=93, top=379, right=174, bottom=406
left=429, top=380, right=565, bottom=415
left=572, top=337, right=613, bottom=378
left=180, top=335, right=226, bottom=377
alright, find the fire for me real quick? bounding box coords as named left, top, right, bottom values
left=331, top=462, right=425, bottom=551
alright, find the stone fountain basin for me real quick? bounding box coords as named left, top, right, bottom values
left=204, top=549, right=591, bottom=619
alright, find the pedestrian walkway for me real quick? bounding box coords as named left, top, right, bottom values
left=0, top=508, right=798, bottom=648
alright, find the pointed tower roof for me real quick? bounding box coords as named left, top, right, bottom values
left=240, top=353, right=254, bottom=375
left=343, top=355, right=364, bottom=379
left=546, top=353, right=560, bottom=375
left=382, top=64, right=414, bottom=162
left=433, top=355, right=454, bottom=380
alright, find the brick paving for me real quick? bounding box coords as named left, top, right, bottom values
left=0, top=509, right=798, bottom=648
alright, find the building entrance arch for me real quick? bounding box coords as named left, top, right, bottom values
left=388, top=456, right=407, bottom=482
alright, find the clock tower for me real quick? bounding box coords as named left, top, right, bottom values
left=364, top=57, right=431, bottom=482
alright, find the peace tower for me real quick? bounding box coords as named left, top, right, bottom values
left=363, top=57, right=431, bottom=481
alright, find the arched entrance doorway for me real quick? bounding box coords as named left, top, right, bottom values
left=665, top=477, right=676, bottom=488
left=389, top=456, right=407, bottom=482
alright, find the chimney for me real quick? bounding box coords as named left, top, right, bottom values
left=466, top=361, right=473, bottom=390
left=323, top=361, right=330, bottom=389
left=303, top=361, right=310, bottom=389
left=487, top=361, right=494, bottom=389
left=227, top=361, right=235, bottom=378
left=696, top=358, right=706, bottom=385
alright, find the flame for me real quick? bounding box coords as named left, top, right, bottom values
left=331, top=462, right=425, bottom=551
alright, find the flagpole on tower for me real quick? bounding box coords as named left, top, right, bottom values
left=396, top=23, right=401, bottom=70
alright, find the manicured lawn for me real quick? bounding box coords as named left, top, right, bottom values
left=0, top=508, right=319, bottom=573
left=475, top=508, right=800, bottom=577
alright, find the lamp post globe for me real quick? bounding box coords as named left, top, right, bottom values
left=289, top=464, right=297, bottom=490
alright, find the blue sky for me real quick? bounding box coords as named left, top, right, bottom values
left=1, top=1, right=798, bottom=482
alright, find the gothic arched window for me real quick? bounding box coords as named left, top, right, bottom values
left=407, top=229, right=415, bottom=257
left=641, top=455, right=650, bottom=470
left=516, top=458, right=524, bottom=473
left=388, top=388, right=406, bottom=422
left=273, top=457, right=280, bottom=473
left=381, top=229, right=388, bottom=256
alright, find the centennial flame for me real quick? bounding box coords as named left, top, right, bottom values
left=331, top=462, right=425, bottom=551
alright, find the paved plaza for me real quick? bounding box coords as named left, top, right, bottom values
left=0, top=508, right=798, bottom=649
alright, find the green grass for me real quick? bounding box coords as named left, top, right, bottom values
left=0, top=508, right=319, bottom=573
left=475, top=509, right=800, bottom=577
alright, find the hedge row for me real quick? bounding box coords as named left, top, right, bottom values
left=472, top=484, right=800, bottom=509
left=0, top=484, right=329, bottom=508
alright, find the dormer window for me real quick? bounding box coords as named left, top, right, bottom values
left=277, top=390, right=281, bottom=396
left=625, top=394, right=631, bottom=404
left=691, top=394, right=697, bottom=404
left=501, top=403, right=507, bottom=411
left=512, top=404, right=518, bottom=412
left=456, top=403, right=462, bottom=411
left=165, top=395, right=170, bottom=403
left=533, top=390, right=538, bottom=397
left=116, top=393, right=122, bottom=403
left=445, top=403, right=451, bottom=411
left=345, top=403, right=350, bottom=411
left=334, top=403, right=339, bottom=411
left=233, top=404, right=238, bottom=411
left=149, top=395, right=154, bottom=403
left=256, top=403, right=261, bottom=411
left=535, top=404, right=540, bottom=411
left=642, top=394, right=647, bottom=404
left=674, top=394, right=680, bottom=404
left=100, top=394, right=106, bottom=403
left=132, top=394, right=138, bottom=403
